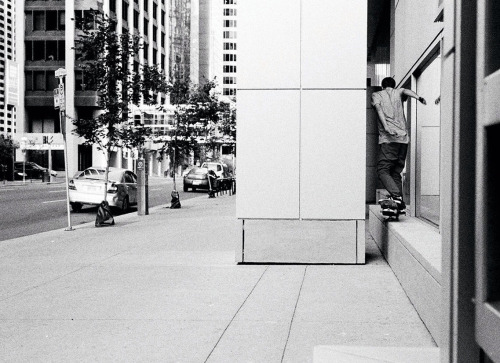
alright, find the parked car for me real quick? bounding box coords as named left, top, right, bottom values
left=68, top=167, right=138, bottom=212
left=201, top=162, right=231, bottom=179
left=183, top=167, right=210, bottom=191
left=200, top=162, right=235, bottom=192
left=14, top=162, right=57, bottom=179
left=73, top=167, right=106, bottom=179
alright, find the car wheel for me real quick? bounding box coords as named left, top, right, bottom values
left=71, top=202, right=83, bottom=213
left=183, top=184, right=188, bottom=192
left=121, top=197, right=130, bottom=212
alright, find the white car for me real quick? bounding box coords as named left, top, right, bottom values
left=201, top=162, right=229, bottom=179
left=68, top=167, right=138, bottom=212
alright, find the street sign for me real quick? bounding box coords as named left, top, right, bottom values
left=53, top=88, right=60, bottom=109
left=58, top=83, right=65, bottom=111
left=55, top=68, right=67, bottom=78
left=137, top=159, right=145, bottom=170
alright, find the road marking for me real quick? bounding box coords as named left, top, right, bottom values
left=150, top=188, right=163, bottom=191
left=42, top=199, right=67, bottom=204
left=48, top=190, right=65, bottom=193
left=0, top=188, right=15, bottom=191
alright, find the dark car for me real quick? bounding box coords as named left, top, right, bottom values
left=183, top=167, right=210, bottom=191
left=14, top=162, right=58, bottom=180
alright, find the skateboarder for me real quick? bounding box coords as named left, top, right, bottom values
left=372, top=77, right=427, bottom=215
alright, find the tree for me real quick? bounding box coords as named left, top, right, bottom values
left=73, top=13, right=170, bottom=202
left=159, top=78, right=236, bottom=177
left=0, top=135, right=18, bottom=180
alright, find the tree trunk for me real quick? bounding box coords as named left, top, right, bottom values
left=103, top=149, right=111, bottom=202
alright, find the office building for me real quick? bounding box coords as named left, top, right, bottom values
left=221, top=0, right=236, bottom=97
left=15, top=0, right=223, bottom=176
left=0, top=0, right=17, bottom=137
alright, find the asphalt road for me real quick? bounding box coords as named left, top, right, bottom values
left=0, top=176, right=204, bottom=242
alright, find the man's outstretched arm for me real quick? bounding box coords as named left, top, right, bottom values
left=402, top=89, right=427, bottom=105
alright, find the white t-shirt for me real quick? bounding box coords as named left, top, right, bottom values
left=371, top=88, right=409, bottom=144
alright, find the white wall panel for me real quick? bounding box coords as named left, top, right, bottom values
left=238, top=0, right=301, bottom=89
left=236, top=90, right=301, bottom=219
left=301, top=0, right=367, bottom=89
left=300, top=90, right=366, bottom=219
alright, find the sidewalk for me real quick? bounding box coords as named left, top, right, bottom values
left=0, top=194, right=436, bottom=362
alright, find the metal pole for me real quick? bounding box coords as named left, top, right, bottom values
left=56, top=69, right=73, bottom=231
left=48, top=145, right=53, bottom=183
left=61, top=109, right=72, bottom=231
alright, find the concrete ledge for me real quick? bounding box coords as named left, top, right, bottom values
left=368, top=205, right=441, bottom=344
left=314, top=345, right=440, bottom=363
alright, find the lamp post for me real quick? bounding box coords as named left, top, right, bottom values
left=54, top=68, right=73, bottom=231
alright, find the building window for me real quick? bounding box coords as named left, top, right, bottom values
left=223, top=54, right=237, bottom=62
left=25, top=71, right=34, bottom=91
left=161, top=10, right=165, bottom=26
left=74, top=10, right=98, bottom=30
left=58, top=11, right=65, bottom=30
left=34, top=71, right=45, bottom=90
left=30, top=10, right=65, bottom=31
left=223, top=77, right=236, bottom=84
left=414, top=52, right=442, bottom=226
left=25, top=40, right=65, bottom=61
left=223, top=31, right=236, bottom=39
left=223, top=0, right=237, bottom=4
left=223, top=88, right=236, bottom=96
left=33, top=11, right=44, bottom=30
left=122, top=1, right=129, bottom=22
left=223, top=65, right=236, bottom=73
left=46, top=10, right=57, bottom=30
left=144, top=18, right=148, bottom=36
left=224, top=42, right=236, bottom=50
left=144, top=0, right=148, bottom=12
left=223, top=8, right=237, bottom=16
left=153, top=25, right=157, bottom=42
left=110, top=0, right=117, bottom=13
left=153, top=3, right=157, bottom=19
left=143, top=42, right=149, bottom=61
left=223, top=20, right=236, bottom=27
left=134, top=10, right=139, bottom=29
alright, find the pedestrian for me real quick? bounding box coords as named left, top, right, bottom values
left=371, top=76, right=426, bottom=212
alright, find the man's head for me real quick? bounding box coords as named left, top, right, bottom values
left=381, top=77, right=396, bottom=89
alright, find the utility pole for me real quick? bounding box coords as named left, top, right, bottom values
left=55, top=68, right=73, bottom=231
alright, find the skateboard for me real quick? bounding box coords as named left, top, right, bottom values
left=378, top=198, right=405, bottom=220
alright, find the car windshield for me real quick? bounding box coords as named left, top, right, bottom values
left=191, top=168, right=208, bottom=175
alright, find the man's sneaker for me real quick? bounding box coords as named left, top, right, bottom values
left=379, top=198, right=399, bottom=217
left=391, top=195, right=407, bottom=214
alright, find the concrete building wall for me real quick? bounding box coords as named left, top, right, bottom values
left=237, top=0, right=366, bottom=263
left=391, top=0, right=442, bottom=82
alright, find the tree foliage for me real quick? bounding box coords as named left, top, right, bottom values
left=0, top=135, right=18, bottom=165
left=159, top=78, right=236, bottom=169
left=72, top=13, right=170, bottom=199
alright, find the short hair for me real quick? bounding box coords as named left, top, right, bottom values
left=381, top=77, right=396, bottom=89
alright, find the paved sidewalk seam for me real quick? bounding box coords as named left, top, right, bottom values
left=281, top=265, right=308, bottom=362
left=204, top=266, right=269, bottom=362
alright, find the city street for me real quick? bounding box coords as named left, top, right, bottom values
left=0, top=176, right=202, bottom=242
